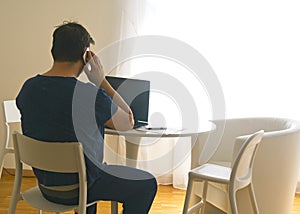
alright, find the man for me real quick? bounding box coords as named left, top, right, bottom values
left=16, top=22, right=157, bottom=214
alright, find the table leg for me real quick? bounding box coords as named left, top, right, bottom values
left=191, top=133, right=210, bottom=168
left=124, top=136, right=142, bottom=167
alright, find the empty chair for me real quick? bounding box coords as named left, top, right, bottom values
left=191, top=117, right=300, bottom=213
left=183, top=130, right=264, bottom=214
left=0, top=100, right=21, bottom=178
left=8, top=131, right=118, bottom=214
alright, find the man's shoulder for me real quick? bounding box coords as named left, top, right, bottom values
left=24, top=75, right=79, bottom=85
left=23, top=74, right=39, bottom=83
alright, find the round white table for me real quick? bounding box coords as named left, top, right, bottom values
left=105, top=122, right=214, bottom=167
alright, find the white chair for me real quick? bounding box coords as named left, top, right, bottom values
left=190, top=117, right=300, bottom=214
left=8, top=131, right=118, bottom=214
left=183, top=130, right=264, bottom=214
left=0, top=100, right=21, bottom=178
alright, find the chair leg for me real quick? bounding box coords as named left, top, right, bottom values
left=8, top=165, right=22, bottom=214
left=8, top=193, right=21, bottom=214
left=229, top=189, right=238, bottom=214
left=0, top=158, right=4, bottom=179
left=248, top=184, right=259, bottom=214
left=0, top=149, right=14, bottom=180
left=183, top=177, right=206, bottom=214
left=111, top=201, right=118, bottom=214
left=183, top=176, right=194, bottom=214
left=1, top=124, right=12, bottom=179
left=0, top=142, right=6, bottom=179
left=200, top=181, right=208, bottom=214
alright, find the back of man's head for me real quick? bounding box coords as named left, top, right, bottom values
left=51, top=22, right=95, bottom=62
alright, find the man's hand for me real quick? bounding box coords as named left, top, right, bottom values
left=83, top=51, right=135, bottom=131
left=83, top=51, right=105, bottom=87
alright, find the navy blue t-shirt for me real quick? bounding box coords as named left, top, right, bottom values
left=16, top=75, right=118, bottom=186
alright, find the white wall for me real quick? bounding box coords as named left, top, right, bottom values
left=138, top=0, right=300, bottom=192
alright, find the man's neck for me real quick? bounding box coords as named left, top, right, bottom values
left=43, top=61, right=83, bottom=77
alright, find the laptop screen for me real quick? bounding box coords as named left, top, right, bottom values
left=106, top=76, right=150, bottom=128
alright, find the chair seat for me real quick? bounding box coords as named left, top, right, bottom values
left=190, top=163, right=231, bottom=184
left=22, top=186, right=79, bottom=212
left=183, top=131, right=264, bottom=214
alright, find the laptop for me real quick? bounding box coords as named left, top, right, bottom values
left=106, top=76, right=150, bottom=129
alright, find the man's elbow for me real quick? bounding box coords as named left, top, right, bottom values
left=118, top=113, right=134, bottom=131
left=128, top=112, right=134, bottom=129
left=115, top=119, right=134, bottom=131
left=105, top=109, right=134, bottom=131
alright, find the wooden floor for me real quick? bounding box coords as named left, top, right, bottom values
left=1, top=174, right=300, bottom=214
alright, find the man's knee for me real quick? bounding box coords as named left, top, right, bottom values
left=146, top=175, right=158, bottom=195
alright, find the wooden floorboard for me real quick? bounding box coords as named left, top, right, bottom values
left=1, top=174, right=299, bottom=214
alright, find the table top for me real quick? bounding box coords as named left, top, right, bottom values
left=105, top=121, right=215, bottom=138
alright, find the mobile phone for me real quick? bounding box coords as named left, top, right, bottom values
left=83, top=47, right=91, bottom=71
left=145, top=127, right=167, bottom=130
left=83, top=47, right=90, bottom=64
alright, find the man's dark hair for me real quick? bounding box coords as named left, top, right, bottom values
left=51, top=22, right=95, bottom=62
